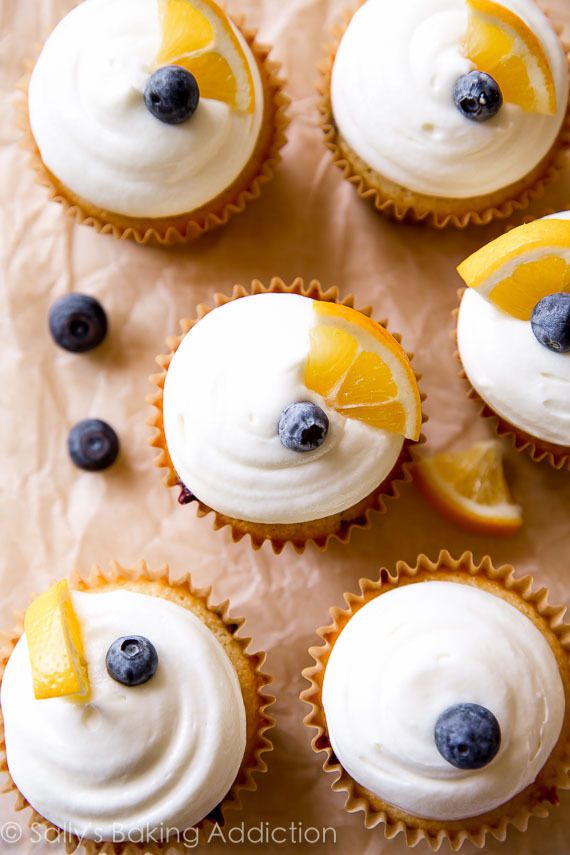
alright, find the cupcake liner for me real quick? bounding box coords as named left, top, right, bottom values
left=19, top=15, right=290, bottom=246
left=148, top=276, right=427, bottom=554
left=0, top=560, right=274, bottom=854
left=318, top=5, right=570, bottom=229
left=453, top=289, right=570, bottom=471
left=301, top=549, right=570, bottom=851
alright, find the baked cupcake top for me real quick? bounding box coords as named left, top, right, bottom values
left=162, top=292, right=421, bottom=525
left=331, top=0, right=568, bottom=199
left=457, top=211, right=570, bottom=447
left=28, top=0, right=264, bottom=218
left=322, top=580, right=565, bottom=820
left=0, top=581, right=246, bottom=840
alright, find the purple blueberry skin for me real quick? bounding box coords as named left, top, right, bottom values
left=278, top=402, right=329, bottom=452
left=144, top=66, right=200, bottom=125
left=106, top=636, right=158, bottom=687
left=68, top=419, right=119, bottom=472
left=434, top=703, right=501, bottom=770
left=49, top=294, right=107, bottom=353
left=531, top=292, right=570, bottom=353
left=453, top=71, right=503, bottom=122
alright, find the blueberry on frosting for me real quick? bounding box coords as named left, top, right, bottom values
left=453, top=71, right=503, bottom=122
left=106, top=636, right=158, bottom=687
left=435, top=703, right=501, bottom=770
left=1, top=586, right=249, bottom=840
left=144, top=66, right=200, bottom=125
left=531, top=292, right=570, bottom=353
left=278, top=402, right=329, bottom=452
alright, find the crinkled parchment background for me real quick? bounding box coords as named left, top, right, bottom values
left=1, top=1, right=570, bottom=853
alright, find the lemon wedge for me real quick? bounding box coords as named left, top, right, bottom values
left=24, top=579, right=89, bottom=701
left=457, top=218, right=570, bottom=320
left=304, top=302, right=422, bottom=441
left=414, top=441, right=522, bottom=536
left=155, top=0, right=255, bottom=112
left=465, top=0, right=556, bottom=115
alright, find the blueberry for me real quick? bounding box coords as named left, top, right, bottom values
left=106, top=636, right=158, bottom=687
left=144, top=66, right=200, bottom=125
left=531, top=292, right=570, bottom=353
left=49, top=294, right=107, bottom=353
left=177, top=481, right=197, bottom=505
left=278, top=402, right=329, bottom=452
left=435, top=703, right=501, bottom=770
left=453, top=71, right=503, bottom=122
left=68, top=419, right=119, bottom=472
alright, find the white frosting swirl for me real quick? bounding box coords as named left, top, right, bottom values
left=322, top=581, right=565, bottom=821
left=28, top=0, right=264, bottom=218
left=458, top=290, right=570, bottom=446
left=457, top=212, right=570, bottom=447
left=331, top=0, right=569, bottom=199
left=0, top=589, right=246, bottom=840
left=162, top=293, right=404, bottom=524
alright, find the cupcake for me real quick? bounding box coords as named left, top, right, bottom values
left=456, top=211, right=570, bottom=470
left=0, top=562, right=273, bottom=847
left=149, top=278, right=424, bottom=553
left=320, top=0, right=570, bottom=228
left=302, top=551, right=570, bottom=849
left=24, top=0, right=289, bottom=244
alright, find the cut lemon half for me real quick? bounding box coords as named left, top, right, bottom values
left=304, top=302, right=422, bottom=441
left=413, top=440, right=522, bottom=536
left=457, top=218, right=570, bottom=320
left=465, top=0, right=556, bottom=115
left=155, top=0, right=255, bottom=112
left=24, top=579, right=90, bottom=701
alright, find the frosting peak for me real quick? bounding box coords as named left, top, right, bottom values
left=322, top=580, right=565, bottom=820
left=457, top=211, right=570, bottom=448
left=162, top=293, right=405, bottom=524
left=28, top=0, right=264, bottom=218
left=331, top=0, right=568, bottom=198
left=1, top=589, right=246, bottom=840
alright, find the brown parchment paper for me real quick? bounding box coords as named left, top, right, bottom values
left=0, top=2, right=569, bottom=854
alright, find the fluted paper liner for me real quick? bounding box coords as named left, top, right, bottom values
left=453, top=289, right=570, bottom=471
left=318, top=5, right=570, bottom=229
left=0, top=561, right=274, bottom=854
left=20, top=16, right=290, bottom=246
left=148, top=276, right=427, bottom=554
left=301, top=549, right=570, bottom=851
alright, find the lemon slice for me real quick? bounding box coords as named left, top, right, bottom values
left=304, top=302, right=422, bottom=441
left=413, top=441, right=522, bottom=536
left=457, top=218, right=570, bottom=320
left=24, top=580, right=90, bottom=701
left=465, top=0, right=556, bottom=115
left=155, top=0, right=255, bottom=112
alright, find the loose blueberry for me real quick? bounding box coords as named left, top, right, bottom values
left=49, top=294, right=107, bottom=353
left=531, top=292, right=570, bottom=353
left=106, top=636, right=158, bottom=687
left=453, top=71, right=503, bottom=122
left=68, top=419, right=119, bottom=472
left=278, top=402, right=329, bottom=452
left=435, top=703, right=501, bottom=770
left=144, top=66, right=200, bottom=125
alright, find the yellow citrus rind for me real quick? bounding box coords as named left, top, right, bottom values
left=466, top=0, right=556, bottom=115
left=23, top=579, right=90, bottom=701
left=155, top=0, right=255, bottom=113
left=457, top=218, right=570, bottom=320
left=304, top=302, right=421, bottom=441
left=413, top=440, right=522, bottom=536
